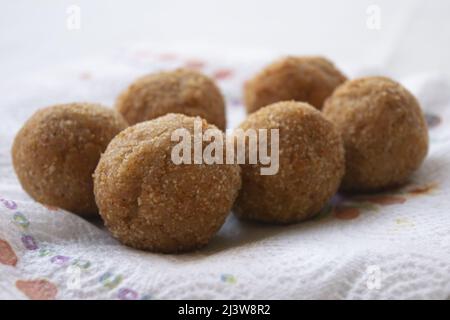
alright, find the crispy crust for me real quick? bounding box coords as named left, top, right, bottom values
left=323, top=76, right=429, bottom=192
left=116, top=69, right=226, bottom=130
left=12, top=103, right=128, bottom=215
left=244, top=56, right=347, bottom=113
left=233, top=101, right=345, bottom=223
left=94, top=113, right=241, bottom=253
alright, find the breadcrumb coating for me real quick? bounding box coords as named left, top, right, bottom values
left=244, top=56, right=346, bottom=113
left=94, top=113, right=241, bottom=253
left=323, top=76, right=429, bottom=192
left=116, top=69, right=226, bottom=130
left=12, top=103, right=128, bottom=215
left=233, top=101, right=345, bottom=223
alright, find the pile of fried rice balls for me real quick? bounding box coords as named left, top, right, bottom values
left=12, top=56, right=429, bottom=253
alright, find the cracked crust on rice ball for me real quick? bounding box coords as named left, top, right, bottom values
left=94, top=113, right=241, bottom=253
left=233, top=101, right=345, bottom=223
left=116, top=69, right=227, bottom=130
left=323, top=76, right=429, bottom=192
left=12, top=103, right=128, bottom=215
left=244, top=56, right=346, bottom=113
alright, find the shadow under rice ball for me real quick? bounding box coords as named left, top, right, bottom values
left=115, top=68, right=227, bottom=130
left=12, top=103, right=128, bottom=215
left=244, top=56, right=347, bottom=114
left=93, top=113, right=241, bottom=253
left=233, top=101, right=345, bottom=224
left=323, top=76, right=429, bottom=192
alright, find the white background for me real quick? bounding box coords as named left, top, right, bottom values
left=1, top=0, right=450, bottom=79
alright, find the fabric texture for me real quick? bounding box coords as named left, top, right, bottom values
left=1, top=47, right=449, bottom=299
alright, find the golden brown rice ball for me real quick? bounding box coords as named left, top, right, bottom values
left=244, top=56, right=347, bottom=113
left=12, top=103, right=128, bottom=215
left=233, top=101, right=345, bottom=223
left=94, top=113, right=241, bottom=253
left=115, top=69, right=227, bottom=130
left=323, top=76, right=429, bottom=192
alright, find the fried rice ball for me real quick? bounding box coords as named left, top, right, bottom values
left=115, top=69, right=226, bottom=130
left=12, top=103, right=128, bottom=215
left=323, top=76, right=429, bottom=192
left=233, top=101, right=345, bottom=224
left=244, top=56, right=347, bottom=113
left=93, top=113, right=241, bottom=253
